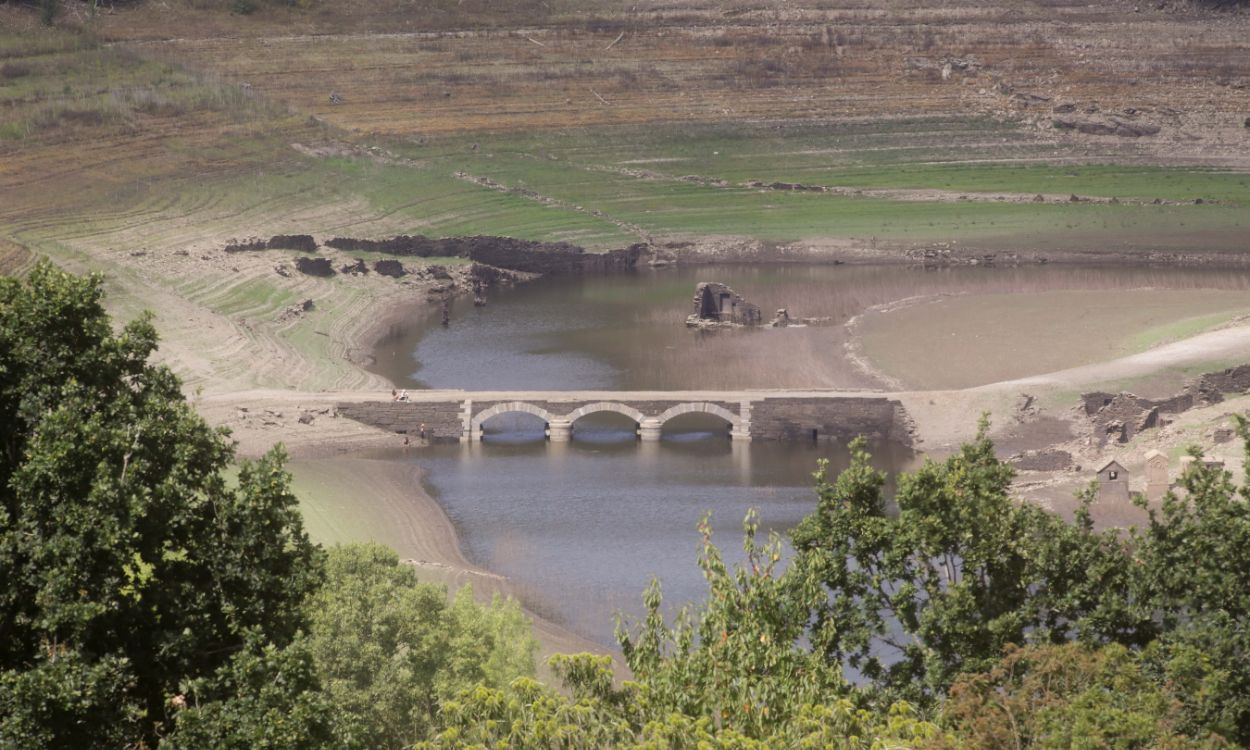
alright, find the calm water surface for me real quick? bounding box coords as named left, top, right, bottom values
left=369, top=263, right=1250, bottom=391
left=399, top=414, right=912, bottom=646
left=359, top=262, right=1250, bottom=647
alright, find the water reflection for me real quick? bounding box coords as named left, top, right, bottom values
left=400, top=413, right=913, bottom=646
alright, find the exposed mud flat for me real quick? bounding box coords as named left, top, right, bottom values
left=853, top=288, right=1250, bottom=391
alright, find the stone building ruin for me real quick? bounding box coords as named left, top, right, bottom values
left=1095, top=459, right=1130, bottom=503
left=687, top=282, right=762, bottom=328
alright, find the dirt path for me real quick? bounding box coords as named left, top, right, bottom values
left=989, top=321, right=1250, bottom=393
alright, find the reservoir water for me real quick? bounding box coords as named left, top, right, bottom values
left=393, top=417, right=911, bottom=647
left=355, top=262, right=1250, bottom=647
left=369, top=263, right=1250, bottom=392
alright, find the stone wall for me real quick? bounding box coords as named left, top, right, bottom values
left=749, top=397, right=912, bottom=444
left=335, top=402, right=465, bottom=442
left=323, top=235, right=645, bottom=276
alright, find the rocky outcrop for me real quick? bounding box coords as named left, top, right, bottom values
left=339, top=258, right=369, bottom=275
left=324, top=235, right=644, bottom=275
left=266, top=234, right=318, bottom=252
left=226, top=234, right=318, bottom=253
left=372, top=259, right=406, bottom=277
left=1052, top=117, right=1160, bottom=138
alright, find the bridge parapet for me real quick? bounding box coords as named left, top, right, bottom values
left=336, top=392, right=913, bottom=446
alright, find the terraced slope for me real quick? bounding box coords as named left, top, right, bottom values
left=2, top=1, right=1250, bottom=394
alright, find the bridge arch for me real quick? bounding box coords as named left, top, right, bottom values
left=471, top=401, right=559, bottom=433
left=656, top=402, right=744, bottom=432
left=566, top=402, right=647, bottom=426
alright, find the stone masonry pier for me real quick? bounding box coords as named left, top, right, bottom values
left=336, top=390, right=913, bottom=445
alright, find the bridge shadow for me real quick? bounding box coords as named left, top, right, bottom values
left=569, top=412, right=639, bottom=444
left=659, top=412, right=735, bottom=443
left=479, top=412, right=547, bottom=443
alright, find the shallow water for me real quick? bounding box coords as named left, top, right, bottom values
left=369, top=263, right=1250, bottom=391
left=389, top=414, right=913, bottom=646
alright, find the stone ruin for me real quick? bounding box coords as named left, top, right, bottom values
left=687, top=282, right=762, bottom=328
left=1096, top=449, right=1227, bottom=505
left=685, top=283, right=832, bottom=330
left=1082, top=364, right=1250, bottom=446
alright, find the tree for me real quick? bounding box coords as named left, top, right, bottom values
left=160, top=633, right=338, bottom=750
left=1128, top=429, right=1250, bottom=744
left=942, top=643, right=1223, bottom=750
left=0, top=263, right=323, bottom=748
left=304, top=542, right=537, bottom=749
left=789, top=423, right=1139, bottom=702
left=616, top=511, right=847, bottom=740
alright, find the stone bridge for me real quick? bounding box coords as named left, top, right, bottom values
left=336, top=390, right=913, bottom=445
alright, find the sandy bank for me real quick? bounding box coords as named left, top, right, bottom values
left=288, top=452, right=620, bottom=677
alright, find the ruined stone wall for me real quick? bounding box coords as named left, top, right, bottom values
left=1194, top=364, right=1250, bottom=401
left=323, top=235, right=644, bottom=275
left=334, top=402, right=464, bottom=442
left=749, top=397, right=912, bottom=444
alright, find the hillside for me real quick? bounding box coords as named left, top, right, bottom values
left=2, top=0, right=1249, bottom=393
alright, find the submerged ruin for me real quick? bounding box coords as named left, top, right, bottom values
left=687, top=282, right=762, bottom=328
left=685, top=282, right=831, bottom=329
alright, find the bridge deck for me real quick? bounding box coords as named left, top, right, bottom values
left=338, top=389, right=912, bottom=445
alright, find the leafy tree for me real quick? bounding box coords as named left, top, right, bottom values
left=0, top=263, right=323, bottom=748
left=1128, top=428, right=1250, bottom=743
left=617, top=511, right=846, bottom=740
left=790, top=423, right=1139, bottom=702
left=942, top=643, right=1223, bottom=750
left=421, top=651, right=945, bottom=749
left=161, top=633, right=337, bottom=750
left=304, top=542, right=537, bottom=749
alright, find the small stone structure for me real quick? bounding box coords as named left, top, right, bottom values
left=1144, top=449, right=1169, bottom=502
left=687, top=282, right=762, bottom=328
left=1095, top=460, right=1130, bottom=503
left=1179, top=455, right=1225, bottom=476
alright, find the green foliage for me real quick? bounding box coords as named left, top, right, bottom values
left=0, top=263, right=323, bottom=748
left=0, top=649, right=138, bottom=750
left=304, top=543, right=537, bottom=749
left=161, top=634, right=337, bottom=750
left=790, top=423, right=1140, bottom=703
left=785, top=418, right=1250, bottom=742
left=1126, top=424, right=1250, bottom=743
left=617, top=510, right=845, bottom=739
left=943, top=643, right=1223, bottom=750
left=420, top=655, right=944, bottom=750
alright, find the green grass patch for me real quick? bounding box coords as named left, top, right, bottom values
left=1126, top=310, right=1250, bottom=353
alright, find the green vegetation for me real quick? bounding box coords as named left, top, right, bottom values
left=0, top=266, right=533, bottom=748
left=0, top=29, right=279, bottom=143
left=306, top=544, right=535, bottom=749
left=1126, top=309, right=1250, bottom=353
left=5, top=268, right=1250, bottom=748
left=0, top=263, right=325, bottom=748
